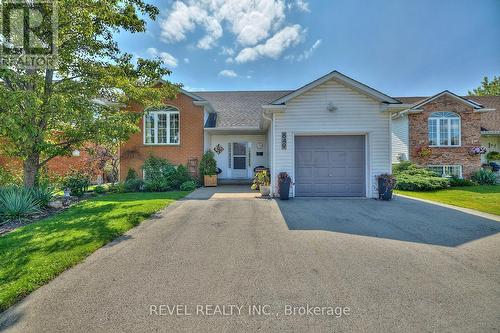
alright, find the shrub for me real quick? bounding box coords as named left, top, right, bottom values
left=143, top=156, right=176, bottom=192
left=108, top=182, right=125, bottom=193
left=124, top=179, right=144, bottom=192
left=0, top=186, right=41, bottom=222
left=393, top=162, right=449, bottom=191
left=392, top=161, right=413, bottom=174
left=94, top=185, right=106, bottom=194
left=180, top=180, right=197, bottom=191
left=62, top=171, right=91, bottom=197
left=199, top=151, right=217, bottom=176
left=448, top=177, right=476, bottom=187
left=30, top=185, right=55, bottom=207
left=486, top=151, right=500, bottom=161
left=395, top=174, right=449, bottom=191
left=125, top=168, right=138, bottom=181
left=471, top=169, right=497, bottom=185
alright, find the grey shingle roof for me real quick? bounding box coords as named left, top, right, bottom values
left=194, top=91, right=292, bottom=128
left=190, top=89, right=500, bottom=131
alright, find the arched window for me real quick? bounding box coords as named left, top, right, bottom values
left=144, top=106, right=180, bottom=145
left=428, top=112, right=460, bottom=146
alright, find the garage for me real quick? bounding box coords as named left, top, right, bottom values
left=294, top=135, right=366, bottom=197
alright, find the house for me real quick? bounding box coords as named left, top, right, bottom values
left=119, top=70, right=499, bottom=198
left=391, top=92, right=500, bottom=178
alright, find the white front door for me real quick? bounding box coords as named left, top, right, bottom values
left=232, top=142, right=247, bottom=178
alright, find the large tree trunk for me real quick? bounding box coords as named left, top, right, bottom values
left=23, top=153, right=40, bottom=188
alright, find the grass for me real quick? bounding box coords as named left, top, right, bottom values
left=0, top=191, right=189, bottom=311
left=396, top=185, right=500, bottom=216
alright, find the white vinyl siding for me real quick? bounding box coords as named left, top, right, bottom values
left=391, top=114, right=409, bottom=163
left=272, top=79, right=391, bottom=198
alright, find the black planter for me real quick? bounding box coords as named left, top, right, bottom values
left=378, top=178, right=393, bottom=201
left=279, top=179, right=291, bottom=200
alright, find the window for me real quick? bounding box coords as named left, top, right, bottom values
left=428, top=165, right=462, bottom=178
left=144, top=106, right=180, bottom=144
left=428, top=112, right=460, bottom=147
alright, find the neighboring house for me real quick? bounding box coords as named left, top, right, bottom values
left=119, top=70, right=499, bottom=197
left=391, top=92, right=500, bottom=178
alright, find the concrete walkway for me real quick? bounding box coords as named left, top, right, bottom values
left=1, top=187, right=499, bottom=332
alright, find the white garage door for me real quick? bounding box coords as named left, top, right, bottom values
left=295, top=135, right=366, bottom=197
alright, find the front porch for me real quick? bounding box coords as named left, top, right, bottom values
left=204, top=131, right=270, bottom=182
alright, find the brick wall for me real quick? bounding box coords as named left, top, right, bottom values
left=409, top=94, right=482, bottom=178
left=119, top=93, right=204, bottom=181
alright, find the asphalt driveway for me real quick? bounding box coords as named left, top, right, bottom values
left=1, top=187, right=499, bottom=332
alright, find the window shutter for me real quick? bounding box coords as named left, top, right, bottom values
left=228, top=142, right=232, bottom=168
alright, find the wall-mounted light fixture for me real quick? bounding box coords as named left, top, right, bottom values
left=327, top=102, right=337, bottom=112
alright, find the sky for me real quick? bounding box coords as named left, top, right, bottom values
left=115, top=0, right=500, bottom=96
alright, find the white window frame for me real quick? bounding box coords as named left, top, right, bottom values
left=143, top=107, right=180, bottom=145
left=428, top=112, right=461, bottom=147
left=428, top=165, right=463, bottom=178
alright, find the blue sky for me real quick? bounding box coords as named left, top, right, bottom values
left=116, top=0, right=500, bottom=96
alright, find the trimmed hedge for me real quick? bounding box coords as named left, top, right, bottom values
left=394, top=162, right=449, bottom=191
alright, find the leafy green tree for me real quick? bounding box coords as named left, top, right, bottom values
left=468, top=76, right=500, bottom=96
left=0, top=0, right=179, bottom=187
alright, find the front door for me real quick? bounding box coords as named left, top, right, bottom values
left=232, top=142, right=247, bottom=178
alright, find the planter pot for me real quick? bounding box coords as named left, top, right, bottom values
left=204, top=175, right=217, bottom=187
left=378, top=178, right=393, bottom=201
left=279, top=179, right=291, bottom=200
left=259, top=185, right=271, bottom=196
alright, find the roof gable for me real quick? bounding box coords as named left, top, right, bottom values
left=409, top=90, right=484, bottom=110
left=270, top=70, right=400, bottom=105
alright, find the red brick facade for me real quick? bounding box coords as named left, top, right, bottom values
left=119, top=93, right=204, bottom=181
left=409, top=95, right=482, bottom=178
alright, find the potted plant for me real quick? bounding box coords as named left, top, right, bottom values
left=377, top=173, right=396, bottom=201
left=277, top=172, right=292, bottom=200
left=199, top=151, right=218, bottom=187
left=255, top=170, right=271, bottom=196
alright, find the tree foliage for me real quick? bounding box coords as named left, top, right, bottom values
left=0, top=0, right=180, bottom=187
left=468, top=76, right=500, bottom=96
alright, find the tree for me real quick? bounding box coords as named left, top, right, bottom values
left=468, top=76, right=500, bottom=96
left=0, top=0, right=180, bottom=187
left=84, top=143, right=120, bottom=183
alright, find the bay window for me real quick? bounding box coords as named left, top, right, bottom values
left=428, top=112, right=460, bottom=146
left=144, top=106, right=180, bottom=144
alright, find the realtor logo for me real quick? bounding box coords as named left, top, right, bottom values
left=0, top=0, right=58, bottom=68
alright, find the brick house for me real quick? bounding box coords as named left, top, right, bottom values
left=392, top=91, right=500, bottom=178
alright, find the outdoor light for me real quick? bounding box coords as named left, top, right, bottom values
left=327, top=102, right=337, bottom=112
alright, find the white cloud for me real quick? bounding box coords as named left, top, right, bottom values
left=294, top=0, right=310, bottom=12
left=218, top=69, right=238, bottom=78
left=184, top=57, right=190, bottom=63
left=285, top=39, right=321, bottom=62
left=160, top=0, right=289, bottom=49
left=147, top=47, right=178, bottom=68
left=235, top=25, right=304, bottom=63
left=218, top=69, right=251, bottom=79
left=220, top=46, right=235, bottom=56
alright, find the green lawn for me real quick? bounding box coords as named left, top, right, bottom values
left=396, top=185, right=500, bottom=216
left=0, top=191, right=189, bottom=311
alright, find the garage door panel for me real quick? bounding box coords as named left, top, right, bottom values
left=295, top=151, right=312, bottom=165
left=296, top=167, right=313, bottom=179
left=295, top=135, right=365, bottom=197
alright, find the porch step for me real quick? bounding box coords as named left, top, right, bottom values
left=218, top=178, right=252, bottom=185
